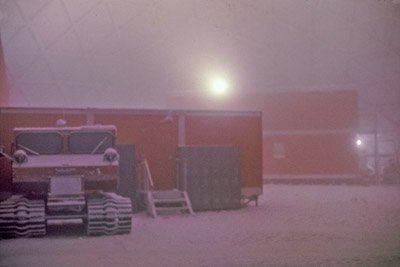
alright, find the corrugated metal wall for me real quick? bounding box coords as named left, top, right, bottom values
left=179, top=146, right=241, bottom=211
left=185, top=113, right=263, bottom=189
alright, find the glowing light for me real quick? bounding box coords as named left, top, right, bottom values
left=211, top=78, right=228, bottom=95
left=357, top=139, right=362, bottom=146
left=210, top=78, right=229, bottom=96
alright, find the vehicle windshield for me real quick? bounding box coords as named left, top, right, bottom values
left=16, top=132, right=63, bottom=155
left=69, top=131, right=114, bottom=154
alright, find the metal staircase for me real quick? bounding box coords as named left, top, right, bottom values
left=145, top=190, right=193, bottom=218
left=137, top=157, right=193, bottom=218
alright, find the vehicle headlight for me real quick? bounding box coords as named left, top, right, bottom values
left=104, top=148, right=119, bottom=163
left=13, top=149, right=28, bottom=164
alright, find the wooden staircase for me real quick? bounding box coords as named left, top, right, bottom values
left=138, top=157, right=193, bottom=218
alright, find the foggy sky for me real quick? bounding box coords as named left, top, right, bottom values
left=0, top=0, right=399, bottom=110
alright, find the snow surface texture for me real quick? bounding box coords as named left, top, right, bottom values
left=1, top=185, right=399, bottom=267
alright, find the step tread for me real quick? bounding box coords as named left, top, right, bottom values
left=153, top=198, right=187, bottom=203
left=155, top=206, right=189, bottom=211
left=151, top=190, right=184, bottom=200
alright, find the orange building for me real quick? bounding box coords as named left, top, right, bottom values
left=168, top=89, right=359, bottom=183
left=0, top=107, right=263, bottom=198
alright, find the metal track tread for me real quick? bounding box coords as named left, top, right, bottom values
left=0, top=195, right=46, bottom=239
left=87, top=192, right=132, bottom=236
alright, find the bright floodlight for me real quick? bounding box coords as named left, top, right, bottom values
left=210, top=78, right=228, bottom=96
left=357, top=139, right=362, bottom=146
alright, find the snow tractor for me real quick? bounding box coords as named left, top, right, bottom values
left=0, top=124, right=132, bottom=238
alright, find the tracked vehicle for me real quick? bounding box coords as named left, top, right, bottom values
left=0, top=123, right=132, bottom=238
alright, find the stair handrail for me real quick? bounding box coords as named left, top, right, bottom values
left=144, top=159, right=155, bottom=190
left=138, top=156, right=154, bottom=191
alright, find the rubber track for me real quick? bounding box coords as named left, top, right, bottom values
left=0, top=195, right=46, bottom=238
left=87, top=193, right=132, bottom=236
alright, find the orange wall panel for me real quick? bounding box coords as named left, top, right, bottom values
left=168, top=90, right=358, bottom=133
left=263, top=91, right=358, bottom=131
left=186, top=115, right=263, bottom=188
left=93, top=113, right=179, bottom=190
left=0, top=108, right=263, bottom=192
left=263, top=134, right=358, bottom=175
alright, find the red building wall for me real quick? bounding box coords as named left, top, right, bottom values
left=93, top=112, right=179, bottom=190
left=168, top=89, right=359, bottom=180
left=264, top=134, right=358, bottom=175
left=263, top=91, right=357, bottom=131
left=262, top=91, right=358, bottom=180
left=0, top=108, right=262, bottom=192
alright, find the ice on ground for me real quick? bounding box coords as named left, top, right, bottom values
left=1, top=184, right=399, bottom=267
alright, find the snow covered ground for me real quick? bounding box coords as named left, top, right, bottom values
left=1, top=184, right=399, bottom=267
